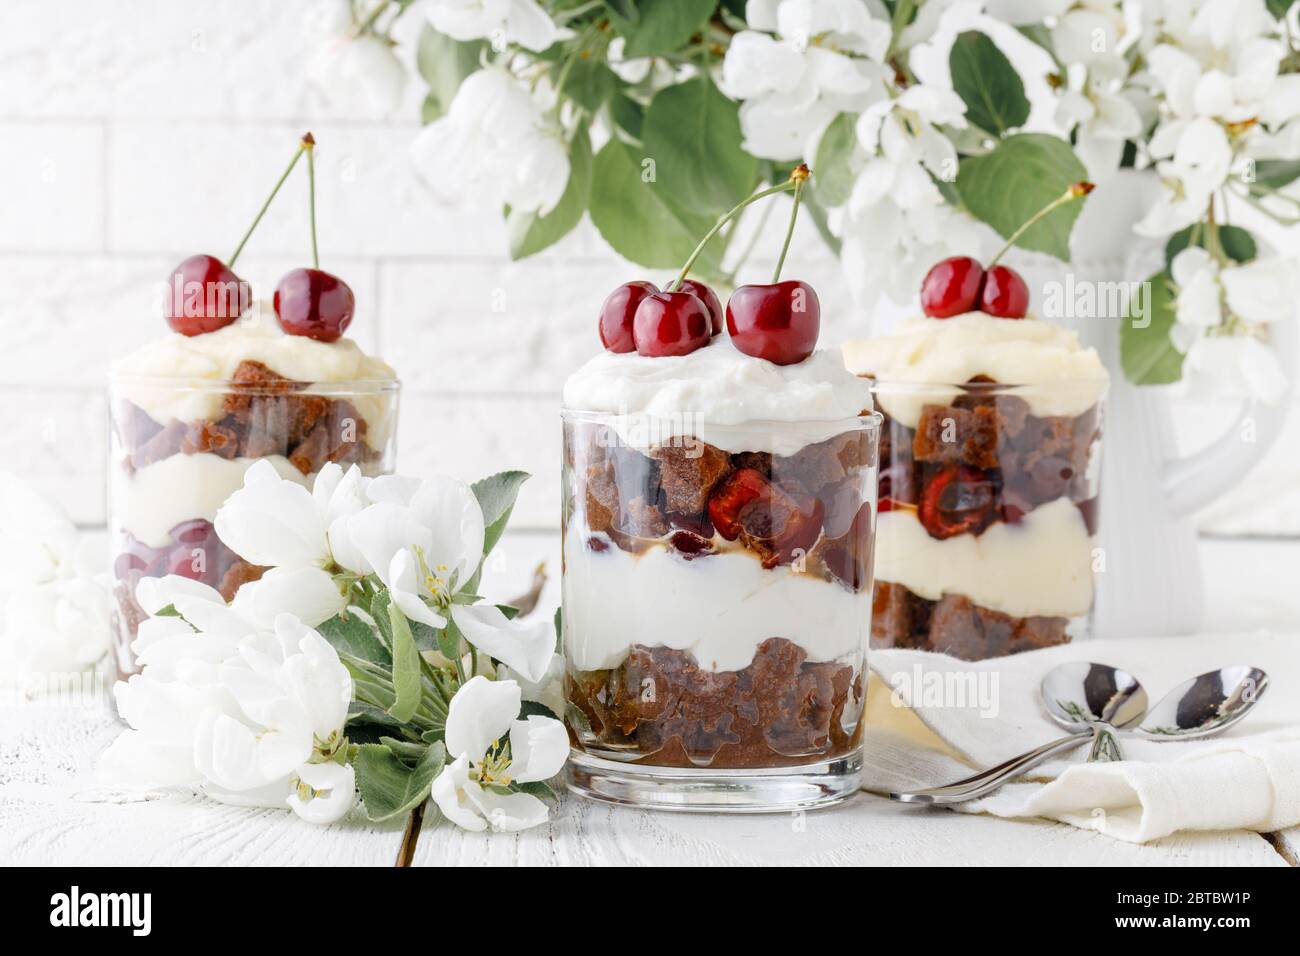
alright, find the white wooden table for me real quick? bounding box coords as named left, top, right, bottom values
left=2, top=534, right=1297, bottom=867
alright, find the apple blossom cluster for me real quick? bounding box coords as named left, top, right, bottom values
left=304, top=0, right=1300, bottom=400
left=0, top=473, right=110, bottom=687
left=99, top=461, right=567, bottom=831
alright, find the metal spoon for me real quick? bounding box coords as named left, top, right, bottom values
left=1133, top=665, right=1269, bottom=741
left=890, top=663, right=1147, bottom=805
left=1043, top=661, right=1149, bottom=762
left=888, top=664, right=1270, bottom=806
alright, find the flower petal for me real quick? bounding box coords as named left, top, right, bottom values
left=452, top=604, right=556, bottom=684
left=214, top=461, right=330, bottom=568
left=462, top=779, right=549, bottom=831
left=230, top=565, right=347, bottom=630
left=430, top=755, right=488, bottom=831
left=444, top=675, right=521, bottom=761
left=287, top=762, right=356, bottom=824
left=509, top=715, right=569, bottom=783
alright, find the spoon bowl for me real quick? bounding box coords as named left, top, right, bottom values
left=1135, top=666, right=1269, bottom=741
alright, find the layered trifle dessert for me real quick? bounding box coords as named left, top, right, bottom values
left=109, top=270, right=396, bottom=680
left=844, top=244, right=1107, bottom=660
left=561, top=263, right=879, bottom=810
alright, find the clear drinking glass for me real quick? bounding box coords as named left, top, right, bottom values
left=560, top=409, right=881, bottom=811
left=108, top=370, right=399, bottom=680
left=868, top=379, right=1105, bottom=660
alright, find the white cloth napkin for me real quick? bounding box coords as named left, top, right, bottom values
left=861, top=631, right=1300, bottom=843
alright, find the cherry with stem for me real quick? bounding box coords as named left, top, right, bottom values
left=274, top=132, right=356, bottom=343
left=725, top=164, right=821, bottom=366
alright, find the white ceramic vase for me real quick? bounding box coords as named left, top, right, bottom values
left=1012, top=171, right=1297, bottom=639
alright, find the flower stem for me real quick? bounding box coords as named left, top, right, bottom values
left=772, top=167, right=808, bottom=283
left=353, top=0, right=390, bottom=38
left=667, top=164, right=810, bottom=292
left=395, top=802, right=424, bottom=867
left=304, top=133, right=319, bottom=269
left=228, top=136, right=309, bottom=267
left=987, top=180, right=1095, bottom=268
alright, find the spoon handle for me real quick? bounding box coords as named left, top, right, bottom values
left=889, top=733, right=1089, bottom=805
left=1087, top=724, right=1124, bottom=762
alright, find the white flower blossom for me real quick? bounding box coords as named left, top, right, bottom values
left=410, top=67, right=570, bottom=216
left=1167, top=246, right=1294, bottom=404
left=424, top=0, right=566, bottom=53
left=719, top=0, right=891, bottom=161
left=100, top=609, right=356, bottom=825
left=430, top=676, right=567, bottom=831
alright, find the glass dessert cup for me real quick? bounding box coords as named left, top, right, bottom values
left=560, top=409, right=881, bottom=812
left=868, top=379, right=1105, bottom=660
left=108, top=368, right=399, bottom=681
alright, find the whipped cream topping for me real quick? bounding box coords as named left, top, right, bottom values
left=842, top=313, right=1107, bottom=427
left=112, top=311, right=398, bottom=447
left=562, top=338, right=874, bottom=455
left=562, top=531, right=870, bottom=673
left=874, top=498, right=1095, bottom=619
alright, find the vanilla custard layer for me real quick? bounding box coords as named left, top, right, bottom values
left=562, top=526, right=870, bottom=673
left=113, top=317, right=397, bottom=448
left=842, top=313, right=1107, bottom=428
left=874, top=497, right=1095, bottom=619
left=114, top=453, right=308, bottom=547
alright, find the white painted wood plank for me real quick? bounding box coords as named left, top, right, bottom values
left=408, top=789, right=1285, bottom=867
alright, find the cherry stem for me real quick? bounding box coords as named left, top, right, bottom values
left=304, top=134, right=319, bottom=270
left=228, top=138, right=309, bottom=268
left=772, top=175, right=804, bottom=283
left=667, top=166, right=809, bottom=292
left=988, top=181, right=1094, bottom=268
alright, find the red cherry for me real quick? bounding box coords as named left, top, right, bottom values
left=676, top=279, right=723, bottom=335
left=917, top=465, right=998, bottom=540
left=920, top=256, right=984, bottom=319
left=725, top=280, right=820, bottom=365
left=599, top=281, right=658, bottom=352
left=633, top=291, right=712, bottom=358
left=274, top=268, right=355, bottom=343
left=164, top=254, right=251, bottom=336
left=708, top=468, right=769, bottom=541
left=978, top=265, right=1030, bottom=318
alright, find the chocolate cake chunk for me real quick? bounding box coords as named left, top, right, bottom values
left=870, top=582, right=1069, bottom=660
left=218, top=560, right=266, bottom=602
left=569, top=638, right=863, bottom=769
left=780, top=431, right=873, bottom=492
left=650, top=441, right=730, bottom=514
left=180, top=419, right=239, bottom=459
left=913, top=404, right=1000, bottom=470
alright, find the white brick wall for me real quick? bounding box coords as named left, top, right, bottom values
left=2, top=0, right=1296, bottom=534
left=0, top=0, right=855, bottom=529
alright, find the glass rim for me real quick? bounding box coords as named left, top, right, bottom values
left=109, top=372, right=401, bottom=395
left=862, top=376, right=1108, bottom=395
left=559, top=406, right=882, bottom=430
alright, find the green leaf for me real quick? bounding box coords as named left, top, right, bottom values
left=559, top=57, right=619, bottom=114
left=812, top=112, right=858, bottom=207
left=955, top=133, right=1088, bottom=260
left=520, top=699, right=561, bottom=722
left=515, top=779, right=558, bottom=801
left=602, top=0, right=639, bottom=22
left=440, top=614, right=465, bottom=666
left=508, top=128, right=592, bottom=260
left=1120, top=270, right=1184, bottom=386
left=1015, top=24, right=1063, bottom=70
left=1266, top=0, right=1296, bottom=20
left=1248, top=158, right=1300, bottom=193
left=589, top=137, right=722, bottom=269
left=949, top=31, right=1028, bottom=136
left=386, top=601, right=422, bottom=724
left=642, top=76, right=758, bottom=214
left=609, top=92, right=645, bottom=141
left=472, top=470, right=530, bottom=557
left=415, top=25, right=485, bottom=122
left=1165, top=224, right=1257, bottom=266
left=317, top=611, right=392, bottom=666
left=354, top=741, right=447, bottom=823
left=553, top=605, right=563, bottom=652
left=609, top=0, right=713, bottom=58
